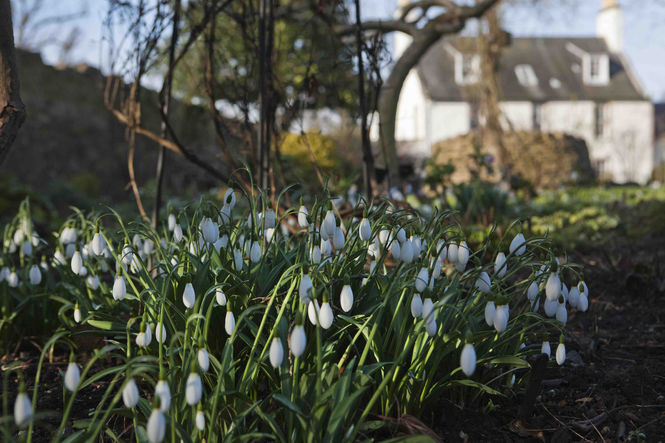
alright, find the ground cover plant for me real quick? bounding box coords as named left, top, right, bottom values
left=1, top=186, right=589, bottom=442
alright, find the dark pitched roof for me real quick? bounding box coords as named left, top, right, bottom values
left=416, top=37, right=647, bottom=102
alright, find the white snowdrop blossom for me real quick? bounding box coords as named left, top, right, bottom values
left=186, top=372, right=202, bottom=405
left=183, top=283, right=196, bottom=309
left=14, top=391, right=32, bottom=429
left=198, top=348, right=210, bottom=372
left=64, top=361, right=80, bottom=392
left=546, top=272, right=561, bottom=301
left=298, top=205, right=309, bottom=228
left=556, top=342, right=566, bottom=366
left=113, top=275, right=126, bottom=301
left=147, top=408, right=166, bottom=443
left=460, top=343, right=477, bottom=376
left=29, top=265, right=41, bottom=285
left=541, top=341, right=551, bottom=358
left=340, top=285, right=354, bottom=312
left=269, top=337, right=284, bottom=368
left=359, top=218, right=371, bottom=241
left=290, top=325, right=307, bottom=357
left=225, top=310, right=236, bottom=335
left=475, top=271, right=491, bottom=293
left=509, top=233, right=526, bottom=256
left=494, top=252, right=507, bottom=278
left=123, top=378, right=139, bottom=408
left=410, top=294, right=423, bottom=318
left=484, top=301, right=496, bottom=327
left=155, top=379, right=171, bottom=411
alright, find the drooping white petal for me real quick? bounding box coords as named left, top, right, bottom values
left=147, top=408, right=166, bottom=443
left=460, top=343, right=477, bottom=376
left=290, top=325, right=307, bottom=357
left=185, top=372, right=202, bottom=405
left=64, top=362, right=80, bottom=392
left=14, top=392, right=32, bottom=429
left=269, top=337, right=284, bottom=368
left=340, top=285, right=354, bottom=312
left=122, top=378, right=139, bottom=408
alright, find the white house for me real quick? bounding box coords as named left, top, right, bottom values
left=392, top=0, right=654, bottom=184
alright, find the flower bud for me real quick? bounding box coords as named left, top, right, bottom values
left=359, top=218, right=371, bottom=241
left=29, top=265, right=42, bottom=285
left=198, top=348, right=210, bottom=373
left=410, top=294, right=423, bottom=318
left=298, top=206, right=309, bottom=228
left=183, top=283, right=195, bottom=309
left=319, top=302, right=334, bottom=329
left=113, top=275, right=126, bottom=301
left=460, top=343, right=476, bottom=376
left=71, top=250, right=83, bottom=275
left=340, top=285, right=354, bottom=312
left=147, top=407, right=166, bottom=442
left=475, top=271, right=491, bottom=293
left=186, top=372, right=202, bottom=405
left=333, top=227, right=345, bottom=250
left=509, top=233, right=526, bottom=256
left=64, top=360, right=80, bottom=392
left=484, top=301, right=496, bottom=327
left=493, top=304, right=509, bottom=333
left=545, top=272, right=561, bottom=301
left=225, top=310, right=236, bottom=336
left=14, top=390, right=32, bottom=429
left=494, top=252, right=507, bottom=278
left=290, top=324, right=306, bottom=357
left=269, top=337, right=284, bottom=368
left=556, top=342, right=566, bottom=366
left=415, top=268, right=429, bottom=293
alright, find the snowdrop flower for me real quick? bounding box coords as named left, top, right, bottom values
left=155, top=379, right=170, bottom=411
left=74, top=304, right=82, bottom=323
left=136, top=323, right=152, bottom=347
left=233, top=249, right=243, bottom=271
left=391, top=240, right=401, bottom=260
left=493, top=304, right=509, bottom=333
left=250, top=241, right=261, bottom=263
left=91, top=232, right=106, bottom=256
left=415, top=268, right=429, bottom=293
left=425, top=317, right=438, bottom=337
left=299, top=274, right=313, bottom=303
left=422, top=297, right=434, bottom=323
left=307, top=299, right=321, bottom=326
left=396, top=227, right=406, bottom=243
left=263, top=207, right=276, bottom=229
left=340, top=285, right=354, bottom=312
left=168, top=213, right=176, bottom=232
left=79, top=266, right=88, bottom=277
left=320, top=238, right=332, bottom=257
left=122, top=378, right=139, bottom=409
left=545, top=272, right=561, bottom=301
left=182, top=283, right=195, bottom=309
left=556, top=342, right=566, bottom=366
left=65, top=243, right=75, bottom=258
left=400, top=240, right=414, bottom=264
left=410, top=294, right=423, bottom=318
left=113, top=274, right=126, bottom=301
left=224, top=188, right=236, bottom=209
left=173, top=224, right=183, bottom=243
left=196, top=408, right=205, bottom=430
left=484, top=301, right=496, bottom=327
left=201, top=218, right=219, bottom=244
left=29, top=265, right=41, bottom=285
left=64, top=356, right=80, bottom=392
left=543, top=298, right=558, bottom=317
left=290, top=323, right=307, bottom=357
left=13, top=228, right=24, bottom=245
left=215, top=288, right=227, bottom=306
left=460, top=343, right=476, bottom=376
left=494, top=253, right=507, bottom=278
left=155, top=323, right=167, bottom=344
left=225, top=310, right=236, bottom=336
left=556, top=301, right=568, bottom=324
left=269, top=337, right=284, bottom=368
left=578, top=293, right=589, bottom=312
left=475, top=271, right=491, bottom=293
left=319, top=300, right=334, bottom=329
left=186, top=372, right=202, bottom=405
left=198, top=348, right=210, bottom=373
left=14, top=385, right=32, bottom=429
left=147, top=407, right=166, bottom=443
left=333, top=227, right=345, bottom=250
left=22, top=240, right=32, bottom=257
left=310, top=245, right=321, bottom=264
left=71, top=250, right=83, bottom=275
left=7, top=269, right=19, bottom=287
left=121, top=244, right=133, bottom=266
left=447, top=242, right=458, bottom=263
left=54, top=249, right=66, bottom=266
left=456, top=241, right=469, bottom=272
left=567, top=286, right=580, bottom=308
left=509, top=233, right=526, bottom=256
left=527, top=281, right=539, bottom=302
left=432, top=259, right=442, bottom=280
left=379, top=229, right=390, bottom=245
left=359, top=218, right=371, bottom=241
left=297, top=205, right=309, bottom=229
left=86, top=275, right=99, bottom=290
left=541, top=341, right=551, bottom=358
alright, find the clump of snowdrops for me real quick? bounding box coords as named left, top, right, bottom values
left=1, top=189, right=588, bottom=441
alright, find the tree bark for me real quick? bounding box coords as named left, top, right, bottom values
left=0, top=0, right=27, bottom=166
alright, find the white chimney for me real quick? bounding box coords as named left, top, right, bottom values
left=394, top=0, right=412, bottom=59
left=596, top=0, right=623, bottom=53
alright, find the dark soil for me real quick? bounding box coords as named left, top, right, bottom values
left=431, top=232, right=665, bottom=442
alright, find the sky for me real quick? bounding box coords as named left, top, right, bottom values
left=15, top=0, right=665, bottom=101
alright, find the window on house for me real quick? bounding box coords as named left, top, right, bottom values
left=532, top=103, right=542, bottom=131
left=456, top=54, right=480, bottom=85
left=585, top=54, right=609, bottom=85
left=594, top=103, right=605, bottom=138
left=515, top=64, right=538, bottom=87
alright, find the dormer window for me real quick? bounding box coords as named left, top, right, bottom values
left=515, top=64, right=538, bottom=86
left=455, top=54, right=480, bottom=85
left=584, top=53, right=609, bottom=85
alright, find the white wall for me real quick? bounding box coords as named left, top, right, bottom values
left=395, top=70, right=428, bottom=143
left=501, top=102, right=533, bottom=130
left=428, top=102, right=471, bottom=145
left=602, top=101, right=654, bottom=183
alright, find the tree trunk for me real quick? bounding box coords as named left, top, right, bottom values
left=0, top=0, right=26, bottom=166
left=377, top=29, right=444, bottom=187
